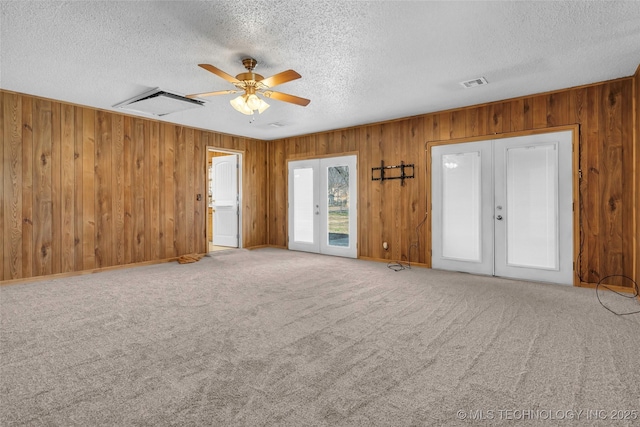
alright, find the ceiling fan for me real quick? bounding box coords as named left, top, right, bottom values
left=186, top=58, right=310, bottom=115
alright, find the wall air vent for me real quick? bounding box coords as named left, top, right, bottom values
left=460, top=77, right=488, bottom=89
left=113, top=88, right=204, bottom=116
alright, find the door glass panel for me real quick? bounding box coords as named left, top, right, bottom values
left=327, top=165, right=349, bottom=247
left=293, top=168, right=314, bottom=243
left=441, top=152, right=482, bottom=261
left=506, top=144, right=558, bottom=269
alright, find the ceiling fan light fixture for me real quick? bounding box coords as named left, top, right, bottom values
left=230, top=93, right=270, bottom=115
left=192, top=59, right=307, bottom=115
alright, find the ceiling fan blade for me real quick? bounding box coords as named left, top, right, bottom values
left=259, top=70, right=301, bottom=88
left=198, top=64, right=240, bottom=84
left=262, top=90, right=310, bottom=106
left=186, top=90, right=238, bottom=99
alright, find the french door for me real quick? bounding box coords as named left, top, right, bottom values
left=431, top=130, right=574, bottom=285
left=288, top=155, right=357, bottom=258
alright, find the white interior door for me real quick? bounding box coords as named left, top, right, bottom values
left=212, top=154, right=238, bottom=247
left=288, top=155, right=357, bottom=258
left=431, top=130, right=573, bottom=285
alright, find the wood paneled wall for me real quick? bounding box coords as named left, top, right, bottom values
left=268, top=77, right=638, bottom=288
left=2, top=72, right=637, bottom=287
left=635, top=65, right=640, bottom=287
left=1, top=90, right=268, bottom=281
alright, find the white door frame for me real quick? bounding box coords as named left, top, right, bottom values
left=427, top=126, right=579, bottom=286
left=207, top=147, right=243, bottom=249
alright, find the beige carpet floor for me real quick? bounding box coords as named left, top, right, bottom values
left=1, top=248, right=639, bottom=426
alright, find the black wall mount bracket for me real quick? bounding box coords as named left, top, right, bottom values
left=371, top=160, right=415, bottom=186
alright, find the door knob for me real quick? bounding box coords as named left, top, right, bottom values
left=496, top=215, right=503, bottom=220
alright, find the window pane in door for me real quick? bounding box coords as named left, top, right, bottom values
left=442, top=152, right=481, bottom=261
left=327, top=166, right=349, bottom=247
left=506, top=144, right=558, bottom=269
left=293, top=168, right=315, bottom=243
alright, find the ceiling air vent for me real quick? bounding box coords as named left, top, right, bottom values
left=460, top=77, right=488, bottom=89
left=113, top=88, right=204, bottom=116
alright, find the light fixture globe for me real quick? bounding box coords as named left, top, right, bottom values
left=230, top=95, right=253, bottom=115
left=257, top=99, right=270, bottom=114
left=246, top=94, right=261, bottom=110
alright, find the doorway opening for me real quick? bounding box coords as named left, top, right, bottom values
left=207, top=148, right=242, bottom=252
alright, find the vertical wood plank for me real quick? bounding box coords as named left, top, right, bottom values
left=465, top=108, right=479, bottom=137
left=111, top=113, right=125, bottom=265
left=581, top=87, right=605, bottom=283
left=123, top=116, right=133, bottom=264
left=132, top=118, right=145, bottom=262
left=600, top=83, right=624, bottom=286
left=358, top=127, right=371, bottom=258
left=487, top=103, right=503, bottom=134
left=3, top=93, right=22, bottom=279
left=33, top=99, right=53, bottom=277
left=21, top=97, right=34, bottom=278
left=163, top=124, right=176, bottom=258
left=60, top=103, right=75, bottom=272
left=411, top=117, right=427, bottom=265
left=174, top=126, right=186, bottom=255
left=635, top=67, right=640, bottom=285
left=509, top=99, right=525, bottom=132
left=73, top=106, right=83, bottom=271
left=619, top=79, right=633, bottom=285
left=532, top=95, right=547, bottom=129
left=94, top=110, right=112, bottom=268
left=269, top=139, right=287, bottom=247
left=185, top=128, right=195, bottom=254
left=148, top=121, right=161, bottom=259
left=82, top=109, right=95, bottom=270
left=547, top=91, right=570, bottom=127
left=193, top=130, right=205, bottom=254
left=569, top=87, right=587, bottom=281
left=449, top=110, right=465, bottom=140
left=50, top=102, right=61, bottom=274
left=0, top=92, right=4, bottom=279
left=438, top=112, right=451, bottom=141
left=523, top=97, right=533, bottom=130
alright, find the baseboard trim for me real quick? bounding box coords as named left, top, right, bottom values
left=576, top=281, right=638, bottom=294
left=0, top=255, right=202, bottom=286
left=358, top=256, right=429, bottom=268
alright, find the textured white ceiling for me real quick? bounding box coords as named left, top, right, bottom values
left=2, top=1, right=639, bottom=140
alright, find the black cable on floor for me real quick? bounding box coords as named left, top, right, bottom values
left=595, top=275, right=640, bottom=316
